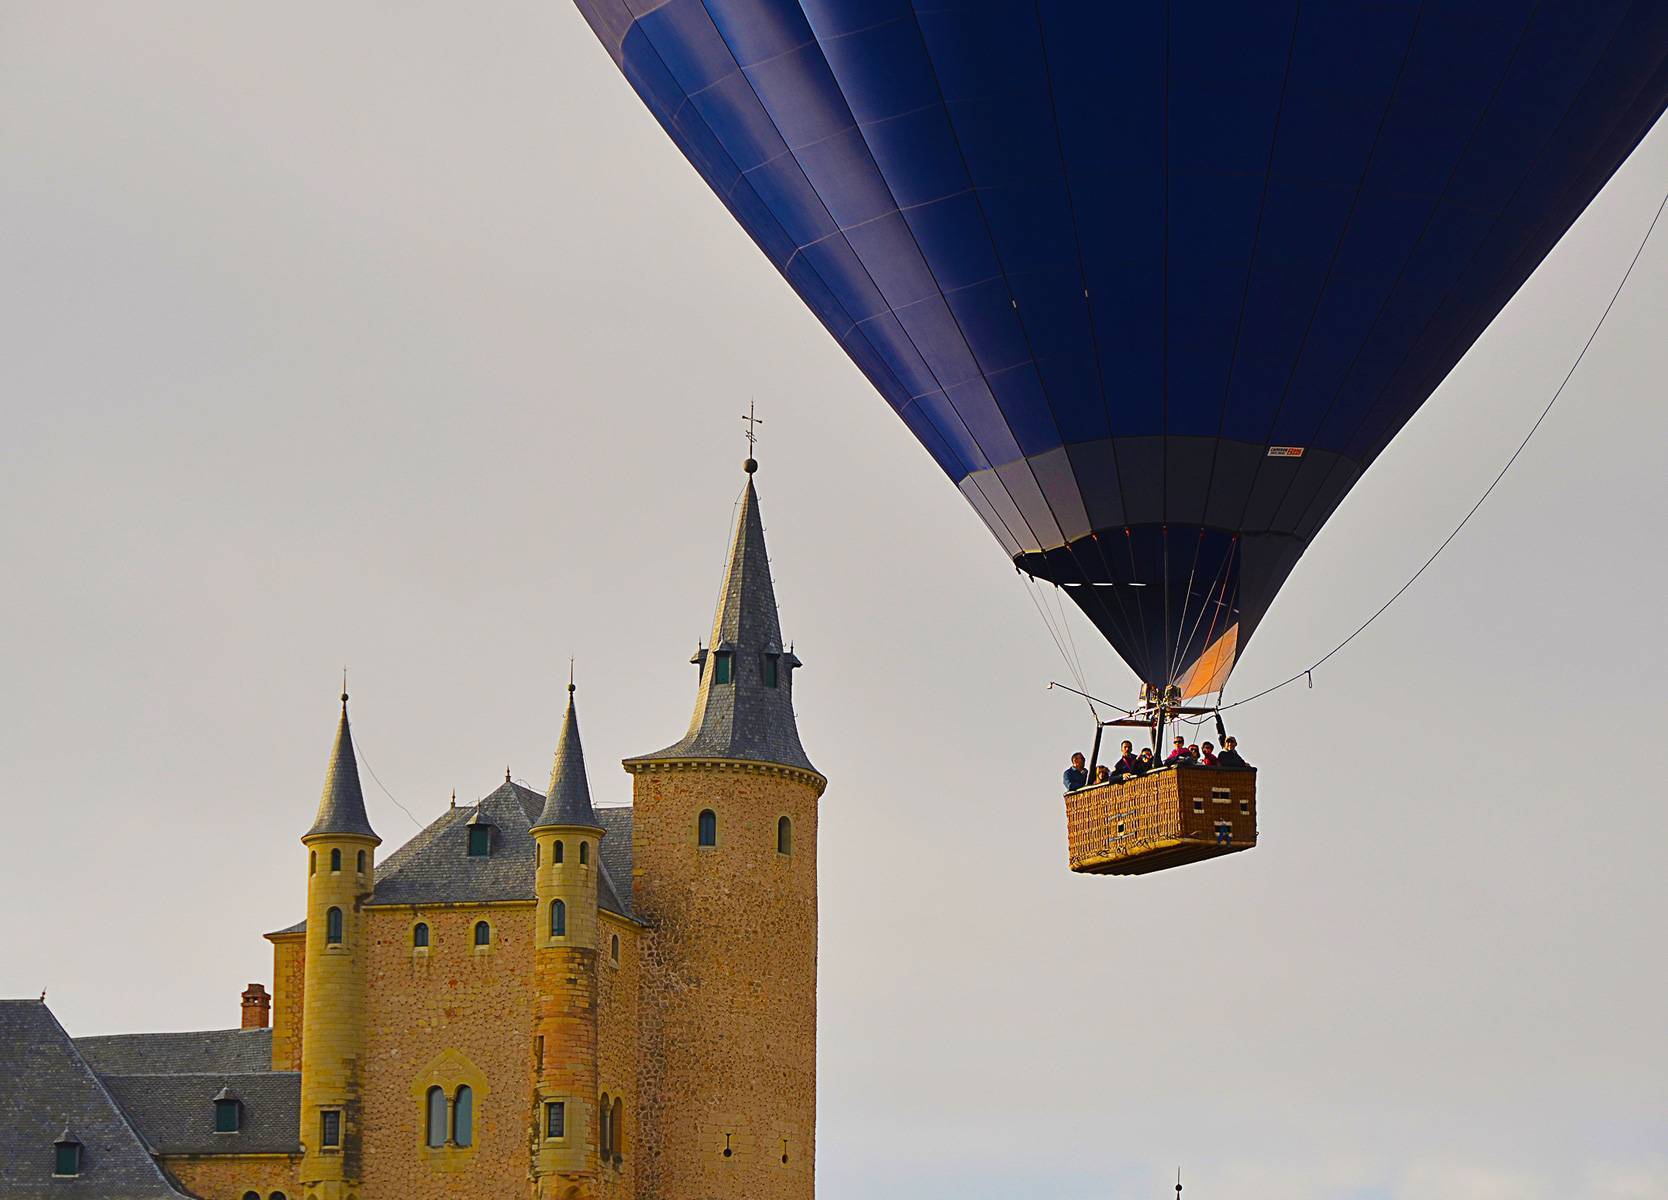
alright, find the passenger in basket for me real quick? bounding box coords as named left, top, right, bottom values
left=1137, top=748, right=1156, bottom=772
left=1063, top=752, right=1089, bottom=793
left=1093, top=764, right=1112, bottom=785
left=1113, top=741, right=1142, bottom=778
left=1164, top=735, right=1190, bottom=765
left=1198, top=741, right=1218, bottom=767
left=1186, top=743, right=1201, bottom=762
left=1215, top=737, right=1250, bottom=769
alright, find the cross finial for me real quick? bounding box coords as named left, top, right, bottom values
left=741, top=400, right=763, bottom=473
left=341, top=666, right=349, bottom=706
left=568, top=656, right=575, bottom=694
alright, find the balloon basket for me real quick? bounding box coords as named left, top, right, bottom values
left=1064, top=766, right=1257, bottom=876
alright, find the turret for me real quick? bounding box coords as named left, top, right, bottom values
left=297, top=691, right=379, bottom=1200
left=531, top=682, right=605, bottom=1196
left=626, top=460, right=825, bottom=1199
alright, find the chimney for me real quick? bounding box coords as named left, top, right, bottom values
left=241, top=983, right=271, bottom=1030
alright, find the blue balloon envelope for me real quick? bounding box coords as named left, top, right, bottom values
left=573, top=0, right=1668, bottom=691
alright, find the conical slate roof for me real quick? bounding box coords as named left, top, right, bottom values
left=534, top=686, right=600, bottom=830
left=304, top=695, right=379, bottom=843
left=628, top=469, right=816, bottom=774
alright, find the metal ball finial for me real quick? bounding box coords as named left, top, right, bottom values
left=743, top=457, right=758, bottom=474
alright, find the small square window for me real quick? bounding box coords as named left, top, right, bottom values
left=545, top=1101, right=566, bottom=1139
left=320, top=1110, right=341, bottom=1148
left=54, top=1144, right=81, bottom=1176
left=468, top=826, right=491, bottom=857
left=1239, top=800, right=1249, bottom=814
left=214, top=1098, right=240, bottom=1133
left=1192, top=798, right=1204, bottom=813
left=713, top=653, right=732, bottom=685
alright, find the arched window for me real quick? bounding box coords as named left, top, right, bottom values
left=550, top=899, right=566, bottom=938
left=579, top=841, right=589, bottom=866
left=777, top=816, right=792, bottom=855
left=452, top=1085, right=473, bottom=1148
left=425, top=1086, right=446, bottom=1147
left=330, top=848, right=341, bottom=873
left=698, top=809, right=717, bottom=847
left=554, top=840, right=564, bottom=864
left=600, top=1092, right=612, bottom=1158
left=356, top=850, right=366, bottom=874
left=242, top=1192, right=260, bottom=1200
left=473, top=920, right=491, bottom=947
left=412, top=922, right=429, bottom=949
left=610, top=933, right=620, bottom=964
left=270, top=1193, right=288, bottom=1200
left=325, top=907, right=343, bottom=945
left=611, top=1096, right=624, bottom=1160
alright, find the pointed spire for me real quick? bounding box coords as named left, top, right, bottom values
left=534, top=679, right=601, bottom=830
left=304, top=690, right=380, bottom=843
left=628, top=463, right=816, bottom=774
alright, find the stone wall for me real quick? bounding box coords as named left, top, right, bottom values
left=628, top=761, right=821, bottom=1200
left=162, top=1153, right=299, bottom=1200
left=597, top=912, right=640, bottom=1200
left=358, top=902, right=536, bottom=1198
left=267, top=933, right=305, bottom=1071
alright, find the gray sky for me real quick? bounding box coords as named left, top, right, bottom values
left=2, top=5, right=1665, bottom=1198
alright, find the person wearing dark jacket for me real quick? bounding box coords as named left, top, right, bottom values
left=1063, top=752, right=1089, bottom=792
left=1112, top=741, right=1142, bottom=778
left=1215, top=737, right=1251, bottom=769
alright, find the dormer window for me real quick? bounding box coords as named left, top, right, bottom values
left=467, top=825, right=491, bottom=857
left=53, top=1129, right=81, bottom=1176
left=214, top=1089, right=242, bottom=1133
left=763, top=653, right=779, bottom=688
left=713, top=651, right=733, bottom=685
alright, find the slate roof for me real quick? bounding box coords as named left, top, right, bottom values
left=0, top=1000, right=191, bottom=1199
left=275, top=780, right=636, bottom=926
left=628, top=472, right=818, bottom=775
left=102, top=1072, right=300, bottom=1156
left=305, top=696, right=379, bottom=843
left=534, top=688, right=601, bottom=829
left=74, top=1028, right=272, bottom=1076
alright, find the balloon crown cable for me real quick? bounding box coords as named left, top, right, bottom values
left=574, top=0, right=1668, bottom=695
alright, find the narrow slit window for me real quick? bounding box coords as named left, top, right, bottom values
left=610, top=933, right=620, bottom=964
left=579, top=841, right=589, bottom=866
left=425, top=1086, right=446, bottom=1147
left=600, top=1092, right=612, bottom=1158
left=452, top=1085, right=473, bottom=1147
left=611, top=1096, right=624, bottom=1160
left=698, top=809, right=717, bottom=847
left=554, top=840, right=564, bottom=864
left=356, top=849, right=366, bottom=874
left=330, top=848, right=341, bottom=873
left=777, top=815, right=792, bottom=855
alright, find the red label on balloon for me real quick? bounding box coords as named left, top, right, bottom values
left=1266, top=446, right=1305, bottom=458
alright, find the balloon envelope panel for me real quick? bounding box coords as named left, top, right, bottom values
left=573, top=0, right=1668, bottom=687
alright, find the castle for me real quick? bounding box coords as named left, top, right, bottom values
left=0, top=461, right=825, bottom=1200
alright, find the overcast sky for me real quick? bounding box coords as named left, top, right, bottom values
left=2, top=6, right=1665, bottom=1199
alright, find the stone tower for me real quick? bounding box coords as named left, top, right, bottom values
left=298, top=693, right=379, bottom=1199
left=625, top=462, right=825, bottom=1199
left=530, top=683, right=605, bottom=1198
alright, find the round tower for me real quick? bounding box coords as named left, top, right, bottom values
left=297, top=692, right=379, bottom=1200
left=531, top=682, right=605, bottom=1198
left=626, top=463, right=825, bottom=1200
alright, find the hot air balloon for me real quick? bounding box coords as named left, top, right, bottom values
left=571, top=0, right=1668, bottom=871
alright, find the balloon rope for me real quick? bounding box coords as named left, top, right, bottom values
left=1220, top=176, right=1668, bottom=715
